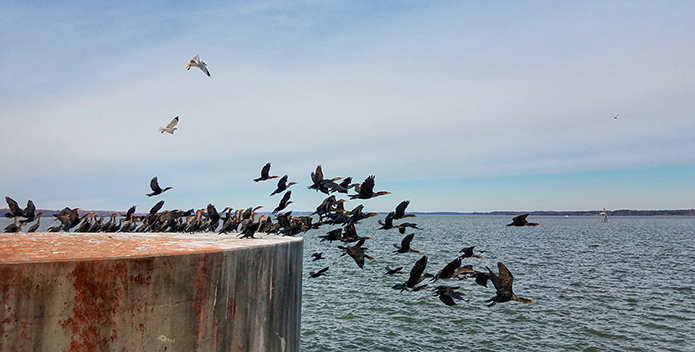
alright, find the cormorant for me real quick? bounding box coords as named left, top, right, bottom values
left=349, top=175, right=390, bottom=200
left=270, top=175, right=298, bottom=196
left=272, top=191, right=292, bottom=214
left=393, top=200, right=416, bottom=220
left=433, top=286, right=468, bottom=306
left=254, top=162, right=279, bottom=182
left=147, top=177, right=173, bottom=197
left=309, top=267, right=329, bottom=278
left=507, top=214, right=540, bottom=226
left=486, top=262, right=535, bottom=306
left=385, top=266, right=404, bottom=275
left=393, top=233, right=421, bottom=254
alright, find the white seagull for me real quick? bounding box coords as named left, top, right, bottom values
left=159, top=116, right=179, bottom=134
left=185, top=55, right=211, bottom=77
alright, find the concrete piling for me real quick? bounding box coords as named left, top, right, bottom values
left=0, top=232, right=302, bottom=352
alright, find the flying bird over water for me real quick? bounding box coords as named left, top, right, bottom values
left=185, top=55, right=210, bottom=77
left=459, top=246, right=484, bottom=259
left=385, top=266, right=404, bottom=275
left=393, top=255, right=433, bottom=291
left=393, top=233, right=421, bottom=254
left=159, top=116, right=179, bottom=134
left=254, top=163, right=279, bottom=182
left=338, top=239, right=375, bottom=269
left=486, top=262, right=535, bottom=307
left=393, top=200, right=416, bottom=220
left=433, top=285, right=468, bottom=306
left=350, top=175, right=390, bottom=200
left=507, top=214, right=541, bottom=226
left=311, top=252, right=324, bottom=261
left=147, top=177, right=173, bottom=197
left=309, top=267, right=329, bottom=278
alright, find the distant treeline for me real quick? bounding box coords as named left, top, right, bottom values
left=468, top=209, right=695, bottom=216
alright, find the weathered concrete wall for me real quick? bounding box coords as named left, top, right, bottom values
left=0, top=232, right=303, bottom=352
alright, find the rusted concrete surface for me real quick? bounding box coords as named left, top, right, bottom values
left=0, top=232, right=302, bottom=352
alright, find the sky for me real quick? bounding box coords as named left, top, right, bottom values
left=2, top=1, right=694, bottom=213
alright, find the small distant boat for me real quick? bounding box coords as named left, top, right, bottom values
left=599, top=208, right=608, bottom=222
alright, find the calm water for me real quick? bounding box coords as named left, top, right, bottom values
left=300, top=215, right=695, bottom=351
left=3, top=215, right=694, bottom=351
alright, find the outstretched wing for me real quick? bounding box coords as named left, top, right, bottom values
left=401, top=233, right=415, bottom=249
left=5, top=197, right=22, bottom=217
left=394, top=200, right=410, bottom=218
left=150, top=177, right=162, bottom=192
left=165, top=116, right=179, bottom=129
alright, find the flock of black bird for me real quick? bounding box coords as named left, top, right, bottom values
left=4, top=162, right=538, bottom=307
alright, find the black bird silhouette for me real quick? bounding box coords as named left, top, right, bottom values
left=239, top=215, right=268, bottom=239
left=457, top=265, right=491, bottom=287
left=349, top=175, right=390, bottom=200
left=319, top=228, right=343, bottom=242
left=147, top=177, right=173, bottom=197
left=385, top=266, right=404, bottom=275
left=378, top=212, right=396, bottom=230
left=395, top=255, right=433, bottom=291
left=393, top=233, right=421, bottom=253
left=433, top=285, right=468, bottom=306
left=507, top=214, right=541, bottom=226
left=432, top=257, right=462, bottom=282
left=311, top=252, right=324, bottom=261
left=459, top=246, right=484, bottom=259
left=254, top=162, right=279, bottom=182
left=309, top=267, right=329, bottom=278
left=393, top=200, right=416, bottom=220
left=338, top=239, right=375, bottom=269
left=486, top=262, right=535, bottom=307
left=270, top=175, right=297, bottom=196
left=272, top=191, right=293, bottom=214
left=4, top=197, right=34, bottom=222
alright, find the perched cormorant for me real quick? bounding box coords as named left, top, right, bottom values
left=26, top=212, right=44, bottom=233
left=147, top=177, right=173, bottom=197
left=486, top=262, right=535, bottom=307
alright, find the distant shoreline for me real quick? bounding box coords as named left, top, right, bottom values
left=3, top=208, right=694, bottom=217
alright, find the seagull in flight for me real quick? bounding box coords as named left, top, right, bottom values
left=613, top=114, right=619, bottom=119
left=159, top=116, right=179, bottom=134
left=185, top=55, right=211, bottom=77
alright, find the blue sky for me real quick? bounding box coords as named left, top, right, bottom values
left=2, top=1, right=694, bottom=213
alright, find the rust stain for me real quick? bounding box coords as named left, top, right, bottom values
left=58, top=261, right=126, bottom=352
left=194, top=256, right=209, bottom=344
